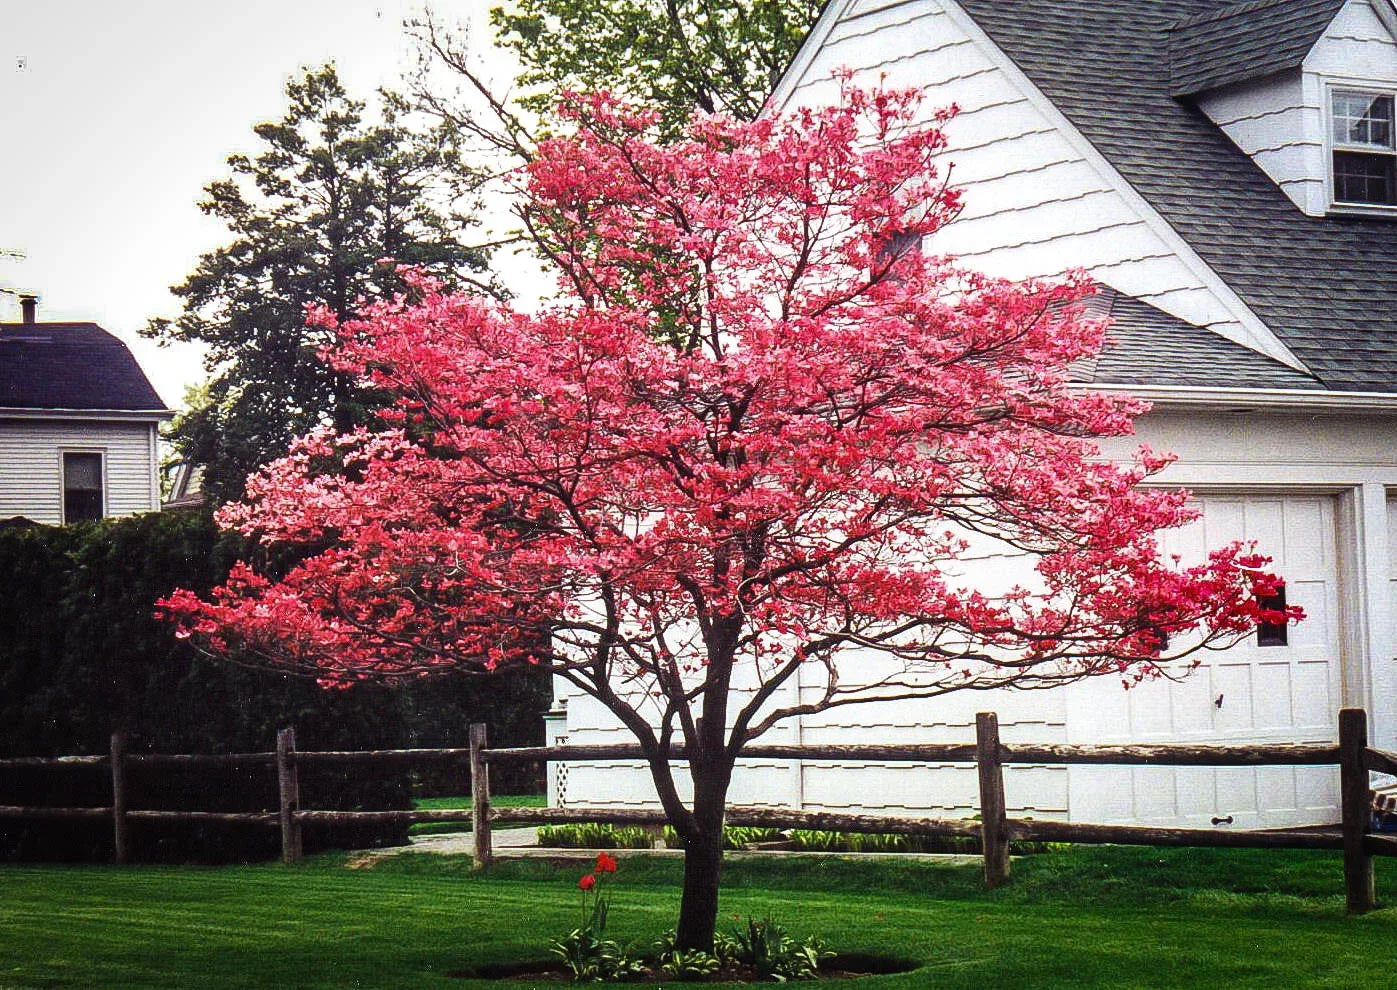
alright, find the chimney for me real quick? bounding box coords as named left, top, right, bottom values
left=19, top=294, right=37, bottom=324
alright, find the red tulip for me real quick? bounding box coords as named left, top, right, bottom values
left=594, top=851, right=618, bottom=874
left=578, top=873, right=596, bottom=891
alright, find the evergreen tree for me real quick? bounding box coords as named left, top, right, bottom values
left=147, top=65, right=490, bottom=502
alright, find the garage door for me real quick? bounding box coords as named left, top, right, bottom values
left=1065, top=494, right=1342, bottom=828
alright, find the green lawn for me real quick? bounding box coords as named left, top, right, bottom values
left=409, top=793, right=545, bottom=836
left=0, top=847, right=1394, bottom=988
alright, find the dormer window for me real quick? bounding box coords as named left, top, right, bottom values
left=1330, top=89, right=1396, bottom=207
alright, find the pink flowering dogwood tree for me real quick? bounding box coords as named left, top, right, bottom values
left=161, top=81, right=1293, bottom=951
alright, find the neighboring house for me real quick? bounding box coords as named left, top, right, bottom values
left=550, top=0, right=1397, bottom=830
left=0, top=296, right=172, bottom=524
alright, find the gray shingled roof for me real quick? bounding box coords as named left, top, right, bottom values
left=0, top=323, right=167, bottom=411
left=1074, top=286, right=1321, bottom=388
left=1168, top=0, right=1345, bottom=96
left=954, top=0, right=1397, bottom=393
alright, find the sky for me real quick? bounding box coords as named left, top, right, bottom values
left=0, top=0, right=514, bottom=410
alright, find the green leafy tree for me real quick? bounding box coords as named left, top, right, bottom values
left=491, top=1, right=822, bottom=135
left=413, top=2, right=821, bottom=151
left=147, top=65, right=491, bottom=502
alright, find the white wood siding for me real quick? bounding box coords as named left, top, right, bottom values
left=777, top=0, right=1300, bottom=367
left=0, top=419, right=158, bottom=524
left=1306, top=0, right=1397, bottom=81
left=1198, top=74, right=1324, bottom=214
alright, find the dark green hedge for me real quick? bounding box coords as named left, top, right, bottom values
left=0, top=510, right=550, bottom=862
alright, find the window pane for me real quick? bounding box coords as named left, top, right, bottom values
left=64, top=489, right=103, bottom=523
left=64, top=452, right=102, bottom=490
left=63, top=453, right=103, bottom=522
left=1333, top=150, right=1397, bottom=204
left=1332, top=91, right=1395, bottom=149
left=1256, top=584, right=1288, bottom=648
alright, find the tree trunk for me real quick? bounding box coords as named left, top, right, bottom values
left=674, top=768, right=729, bottom=953
left=675, top=823, right=725, bottom=952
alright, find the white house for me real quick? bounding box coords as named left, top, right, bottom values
left=0, top=296, right=171, bottom=524
left=548, top=0, right=1397, bottom=830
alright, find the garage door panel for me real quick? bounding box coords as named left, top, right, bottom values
left=1247, top=498, right=1286, bottom=564
left=1253, top=662, right=1294, bottom=729
left=1297, top=766, right=1335, bottom=813
left=1160, top=514, right=1205, bottom=567
left=1283, top=499, right=1330, bottom=572
left=1287, top=579, right=1334, bottom=651
left=1133, top=766, right=1177, bottom=820
left=1175, top=767, right=1215, bottom=818
left=1216, top=767, right=1258, bottom=817
left=1257, top=766, right=1294, bottom=815
left=1293, top=659, right=1334, bottom=729
left=1171, top=671, right=1214, bottom=735
left=1211, top=662, right=1255, bottom=733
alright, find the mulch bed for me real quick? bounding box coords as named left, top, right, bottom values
left=449, top=953, right=919, bottom=982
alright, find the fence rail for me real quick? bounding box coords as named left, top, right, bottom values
left=3, top=708, right=1394, bottom=911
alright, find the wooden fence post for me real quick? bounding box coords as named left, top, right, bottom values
left=470, top=723, right=492, bottom=869
left=1339, top=707, right=1375, bottom=913
left=276, top=727, right=303, bottom=864
left=975, top=712, right=1009, bottom=888
left=110, top=732, right=129, bottom=865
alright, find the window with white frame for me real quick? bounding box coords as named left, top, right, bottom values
left=62, top=451, right=105, bottom=523
left=1331, top=89, right=1397, bottom=207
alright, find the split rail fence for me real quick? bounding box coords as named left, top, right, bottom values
left=4, top=708, right=1396, bottom=912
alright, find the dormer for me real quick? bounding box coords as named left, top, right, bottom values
left=1170, top=0, right=1397, bottom=217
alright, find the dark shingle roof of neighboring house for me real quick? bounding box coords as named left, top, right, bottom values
left=1168, top=0, right=1346, bottom=96
left=0, top=322, right=167, bottom=411
left=953, top=0, right=1397, bottom=393
left=1074, top=286, right=1322, bottom=388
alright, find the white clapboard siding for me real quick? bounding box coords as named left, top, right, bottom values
left=1307, top=0, right=1397, bottom=81
left=0, top=420, right=157, bottom=524
left=1198, top=76, right=1322, bottom=215
left=781, top=0, right=1294, bottom=364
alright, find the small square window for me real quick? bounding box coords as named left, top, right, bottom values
left=1256, top=583, right=1288, bottom=648
left=1331, top=90, right=1397, bottom=207
left=874, top=230, right=921, bottom=270
left=63, top=452, right=104, bottom=523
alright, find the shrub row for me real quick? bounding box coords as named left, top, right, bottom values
left=0, top=510, right=550, bottom=862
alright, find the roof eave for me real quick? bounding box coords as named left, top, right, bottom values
left=0, top=406, right=175, bottom=422
left=1077, top=382, right=1397, bottom=413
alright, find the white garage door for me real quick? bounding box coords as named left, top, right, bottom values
left=1065, top=494, right=1342, bottom=828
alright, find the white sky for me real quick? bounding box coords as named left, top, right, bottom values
left=0, top=0, right=516, bottom=411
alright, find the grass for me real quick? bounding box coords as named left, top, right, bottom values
left=0, top=847, right=1395, bottom=988
left=409, top=793, right=545, bottom=836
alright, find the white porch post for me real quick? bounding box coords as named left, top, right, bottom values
left=1356, top=483, right=1395, bottom=749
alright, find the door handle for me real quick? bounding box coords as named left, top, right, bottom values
left=1211, top=815, right=1234, bottom=826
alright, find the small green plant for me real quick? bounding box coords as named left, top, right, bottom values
left=537, top=822, right=657, bottom=849
left=659, top=947, right=721, bottom=980
left=548, top=853, right=645, bottom=982
left=653, top=928, right=723, bottom=977
left=727, top=916, right=833, bottom=981
left=660, top=825, right=784, bottom=850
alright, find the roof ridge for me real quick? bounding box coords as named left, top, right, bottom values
left=1171, top=0, right=1304, bottom=31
